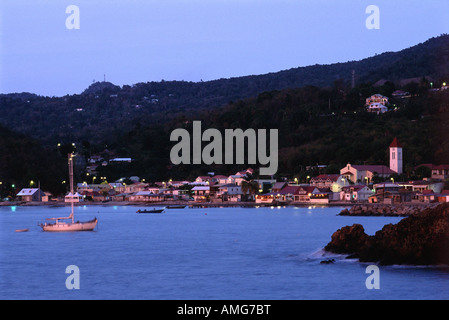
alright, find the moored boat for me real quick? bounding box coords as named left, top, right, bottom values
left=166, top=205, right=186, bottom=209
left=40, top=217, right=97, bottom=232
left=137, top=208, right=165, bottom=214
left=39, top=153, right=98, bottom=232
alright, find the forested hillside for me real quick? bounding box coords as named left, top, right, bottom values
left=1, top=35, right=449, bottom=194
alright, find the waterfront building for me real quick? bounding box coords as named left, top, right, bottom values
left=340, top=185, right=374, bottom=201
left=16, top=188, right=44, bottom=202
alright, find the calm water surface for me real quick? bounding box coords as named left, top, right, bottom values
left=1, top=205, right=449, bottom=300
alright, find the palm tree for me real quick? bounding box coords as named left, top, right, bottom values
left=241, top=180, right=259, bottom=201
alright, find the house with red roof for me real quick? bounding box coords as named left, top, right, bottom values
left=293, top=186, right=321, bottom=203
left=310, top=174, right=343, bottom=188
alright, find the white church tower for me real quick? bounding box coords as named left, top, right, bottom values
left=389, top=137, right=403, bottom=174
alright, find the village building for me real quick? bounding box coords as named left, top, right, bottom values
left=128, top=191, right=165, bottom=202
left=293, top=186, right=321, bottom=203
left=272, top=182, right=288, bottom=193
left=216, top=183, right=243, bottom=202
left=369, top=183, right=414, bottom=204
left=431, top=165, right=449, bottom=180
left=193, top=176, right=212, bottom=185
left=211, top=175, right=228, bottom=184
left=366, top=93, right=389, bottom=106
left=191, top=186, right=210, bottom=202
left=78, top=191, right=101, bottom=201
left=65, top=191, right=84, bottom=202
left=274, top=185, right=300, bottom=203
left=365, top=94, right=389, bottom=114
left=367, top=102, right=388, bottom=114
left=389, top=137, right=403, bottom=174
left=309, top=174, right=349, bottom=190
left=340, top=163, right=396, bottom=184
left=16, top=188, right=44, bottom=202
left=226, top=175, right=246, bottom=186
left=340, top=185, right=374, bottom=202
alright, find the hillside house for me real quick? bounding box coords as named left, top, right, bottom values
left=194, top=176, right=212, bottom=185
left=366, top=94, right=389, bottom=106
left=365, top=94, right=389, bottom=114
left=367, top=102, right=388, bottom=114
left=431, top=165, right=449, bottom=180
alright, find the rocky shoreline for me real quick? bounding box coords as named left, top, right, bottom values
left=338, top=203, right=439, bottom=217
left=325, top=203, right=449, bottom=265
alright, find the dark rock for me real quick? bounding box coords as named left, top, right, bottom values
left=324, top=224, right=369, bottom=255
left=325, top=203, right=449, bottom=265
left=320, top=259, right=335, bottom=264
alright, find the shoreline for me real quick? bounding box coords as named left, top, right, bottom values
left=0, top=200, right=437, bottom=214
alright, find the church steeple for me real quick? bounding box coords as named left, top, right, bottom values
left=389, top=138, right=403, bottom=174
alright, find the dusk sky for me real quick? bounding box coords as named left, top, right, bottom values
left=1, top=0, right=449, bottom=97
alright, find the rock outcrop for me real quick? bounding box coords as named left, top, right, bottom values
left=338, top=204, right=438, bottom=217
left=325, top=203, right=449, bottom=265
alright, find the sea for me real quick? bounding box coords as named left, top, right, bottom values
left=1, top=204, right=449, bottom=300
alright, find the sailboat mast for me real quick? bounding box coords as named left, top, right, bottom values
left=69, top=153, right=75, bottom=223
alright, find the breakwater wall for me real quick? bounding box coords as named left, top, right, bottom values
left=339, top=203, right=439, bottom=216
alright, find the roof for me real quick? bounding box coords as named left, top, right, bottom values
left=341, top=185, right=369, bottom=192
left=196, top=176, right=212, bottom=180
left=17, top=188, right=41, bottom=196
left=277, top=186, right=300, bottom=194
left=368, top=94, right=388, bottom=99
left=374, top=183, right=400, bottom=188
left=389, top=137, right=402, bottom=148
left=192, top=186, right=210, bottom=191
left=433, top=164, right=449, bottom=170
left=294, top=186, right=318, bottom=195
left=218, top=183, right=239, bottom=189
left=351, top=165, right=396, bottom=175
left=310, top=174, right=340, bottom=182
left=272, top=182, right=287, bottom=190
left=135, top=191, right=162, bottom=196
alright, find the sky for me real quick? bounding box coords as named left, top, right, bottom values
left=1, top=0, right=449, bottom=97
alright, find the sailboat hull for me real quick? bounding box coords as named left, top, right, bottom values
left=41, top=218, right=97, bottom=232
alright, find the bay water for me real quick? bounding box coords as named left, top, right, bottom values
left=1, top=205, right=449, bottom=300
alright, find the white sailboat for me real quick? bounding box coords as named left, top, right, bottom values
left=39, top=153, right=97, bottom=232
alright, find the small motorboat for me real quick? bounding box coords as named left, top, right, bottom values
left=166, top=205, right=186, bottom=209
left=15, top=228, right=29, bottom=232
left=137, top=208, right=165, bottom=214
